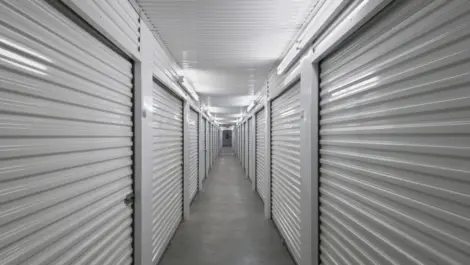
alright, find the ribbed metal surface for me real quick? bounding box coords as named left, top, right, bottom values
left=248, top=118, right=253, bottom=182
left=256, top=107, right=267, bottom=202
left=245, top=122, right=249, bottom=173
left=63, top=0, right=140, bottom=55
left=237, top=127, right=240, bottom=158
left=0, top=1, right=134, bottom=264
left=271, top=81, right=301, bottom=263
left=151, top=82, right=183, bottom=263
left=189, top=108, right=199, bottom=202
left=243, top=122, right=246, bottom=171
left=212, top=124, right=216, bottom=163
left=209, top=124, right=212, bottom=166
left=203, top=118, right=208, bottom=182
left=319, top=1, right=470, bottom=264
left=241, top=123, right=244, bottom=167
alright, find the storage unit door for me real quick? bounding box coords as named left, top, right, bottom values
left=248, top=118, right=253, bottom=182
left=241, top=124, right=245, bottom=168
left=209, top=125, right=213, bottom=166
left=318, top=1, right=470, bottom=264
left=151, top=82, right=183, bottom=263
left=256, top=108, right=267, bottom=202
left=245, top=122, right=249, bottom=173
left=204, top=119, right=208, bottom=180
left=0, top=2, right=135, bottom=264
left=212, top=125, right=215, bottom=161
left=271, top=81, right=301, bottom=262
left=189, top=109, right=199, bottom=202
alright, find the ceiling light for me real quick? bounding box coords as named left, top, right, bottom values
left=277, top=0, right=348, bottom=75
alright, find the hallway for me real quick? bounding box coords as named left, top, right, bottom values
left=159, top=149, right=295, bottom=265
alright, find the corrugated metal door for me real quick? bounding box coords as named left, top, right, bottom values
left=0, top=1, right=135, bottom=264
left=212, top=124, right=215, bottom=162
left=319, top=1, right=470, bottom=264
left=248, top=118, right=253, bottom=182
left=151, top=81, right=183, bottom=263
left=241, top=123, right=245, bottom=168
left=209, top=124, right=213, bottom=166
left=256, top=108, right=266, bottom=202
left=271, top=81, right=301, bottom=262
left=204, top=118, right=208, bottom=181
left=244, top=122, right=249, bottom=173
left=189, top=108, right=199, bottom=202
left=239, top=126, right=242, bottom=160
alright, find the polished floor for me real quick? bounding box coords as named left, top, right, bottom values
left=159, top=147, right=295, bottom=265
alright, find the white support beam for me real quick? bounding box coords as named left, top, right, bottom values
left=299, top=55, right=319, bottom=265
left=199, top=111, right=205, bottom=191
left=251, top=115, right=256, bottom=192
left=133, top=22, right=153, bottom=265
left=183, top=102, right=190, bottom=219
left=264, top=97, right=272, bottom=219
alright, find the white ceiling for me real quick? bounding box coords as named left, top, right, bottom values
left=138, top=0, right=320, bottom=123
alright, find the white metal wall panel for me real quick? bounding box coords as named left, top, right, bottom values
left=151, top=82, right=183, bottom=263
left=248, top=118, right=254, bottom=182
left=319, top=1, right=470, bottom=264
left=0, top=1, right=134, bottom=264
left=271, top=81, right=302, bottom=262
left=189, top=109, right=199, bottom=202
left=63, top=0, right=140, bottom=56
left=256, top=108, right=267, bottom=202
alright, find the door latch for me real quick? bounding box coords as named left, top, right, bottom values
left=124, top=193, right=134, bottom=207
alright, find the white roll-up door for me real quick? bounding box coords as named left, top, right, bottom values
left=256, top=108, right=266, bottom=202
left=209, top=124, right=213, bottom=166
left=248, top=118, right=253, bottom=182
left=271, top=81, right=301, bottom=262
left=319, top=1, right=470, bottom=264
left=189, top=108, right=199, bottom=202
left=238, top=127, right=240, bottom=158
left=241, top=123, right=245, bottom=168
left=151, top=81, right=183, bottom=263
left=0, top=1, right=135, bottom=264
left=240, top=126, right=242, bottom=160
left=212, top=125, right=215, bottom=162
left=204, top=118, right=208, bottom=181
left=244, top=122, right=249, bottom=173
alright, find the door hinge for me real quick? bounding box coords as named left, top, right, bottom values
left=124, top=193, right=134, bottom=207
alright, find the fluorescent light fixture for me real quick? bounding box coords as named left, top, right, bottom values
left=310, top=0, right=390, bottom=62
left=181, top=78, right=199, bottom=101
left=277, top=0, right=348, bottom=75
left=246, top=101, right=256, bottom=113
left=283, top=62, right=301, bottom=87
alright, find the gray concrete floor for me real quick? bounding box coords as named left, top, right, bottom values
left=158, top=147, right=295, bottom=265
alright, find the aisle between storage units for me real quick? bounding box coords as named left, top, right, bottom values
left=158, top=148, right=295, bottom=265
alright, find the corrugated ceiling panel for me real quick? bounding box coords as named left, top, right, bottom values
left=137, top=0, right=320, bottom=96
